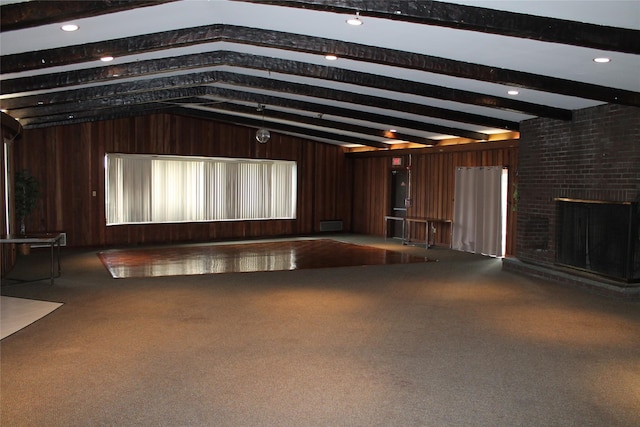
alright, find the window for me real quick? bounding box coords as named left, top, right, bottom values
left=105, top=153, right=296, bottom=225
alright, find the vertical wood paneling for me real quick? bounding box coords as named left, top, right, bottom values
left=12, top=114, right=350, bottom=247
left=7, top=115, right=518, bottom=256
left=349, top=141, right=519, bottom=254
left=350, top=156, right=389, bottom=235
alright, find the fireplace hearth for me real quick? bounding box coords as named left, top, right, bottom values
left=556, top=199, right=639, bottom=282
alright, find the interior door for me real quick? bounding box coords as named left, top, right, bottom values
left=390, top=170, right=408, bottom=238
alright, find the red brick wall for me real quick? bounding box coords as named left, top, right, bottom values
left=516, top=104, right=640, bottom=266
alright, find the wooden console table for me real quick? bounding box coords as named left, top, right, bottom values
left=1, top=233, right=63, bottom=285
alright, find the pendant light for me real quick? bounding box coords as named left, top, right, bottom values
left=255, top=104, right=270, bottom=144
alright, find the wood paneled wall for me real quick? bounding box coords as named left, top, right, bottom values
left=7, top=112, right=519, bottom=260
left=12, top=114, right=351, bottom=247
left=349, top=140, right=519, bottom=255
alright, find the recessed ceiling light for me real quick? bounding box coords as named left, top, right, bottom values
left=593, top=57, right=611, bottom=63
left=325, top=54, right=338, bottom=61
left=346, top=11, right=363, bottom=26
left=61, top=24, right=79, bottom=32
left=100, top=56, right=114, bottom=62
left=507, top=90, right=519, bottom=95
left=389, top=129, right=397, bottom=133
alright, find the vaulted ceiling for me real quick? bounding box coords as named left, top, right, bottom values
left=1, top=0, right=639, bottom=150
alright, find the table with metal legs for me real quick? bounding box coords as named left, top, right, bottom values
left=384, top=215, right=406, bottom=241
left=402, top=218, right=453, bottom=248
left=1, top=233, right=63, bottom=285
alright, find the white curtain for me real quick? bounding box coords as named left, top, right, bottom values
left=105, top=154, right=296, bottom=225
left=452, top=166, right=506, bottom=257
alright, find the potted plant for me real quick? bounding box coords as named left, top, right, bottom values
left=14, top=170, right=40, bottom=254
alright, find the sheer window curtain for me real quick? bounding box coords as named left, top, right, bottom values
left=452, top=166, right=507, bottom=257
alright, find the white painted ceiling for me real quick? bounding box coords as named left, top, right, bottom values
left=1, top=0, right=639, bottom=148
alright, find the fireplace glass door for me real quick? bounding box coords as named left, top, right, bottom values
left=556, top=199, right=639, bottom=282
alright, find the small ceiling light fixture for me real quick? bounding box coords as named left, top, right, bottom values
left=255, top=104, right=271, bottom=144
left=593, top=57, right=611, bottom=63
left=507, top=90, right=519, bottom=95
left=61, top=24, right=79, bottom=32
left=100, top=56, right=114, bottom=62
left=346, top=11, right=363, bottom=26
left=325, top=54, right=338, bottom=61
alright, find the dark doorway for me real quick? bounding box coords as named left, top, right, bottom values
left=389, top=170, right=408, bottom=238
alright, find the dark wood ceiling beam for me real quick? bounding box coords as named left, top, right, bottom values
left=206, top=102, right=440, bottom=145
left=9, top=87, right=209, bottom=120
left=1, top=51, right=571, bottom=120
left=22, top=99, right=392, bottom=149
left=18, top=95, right=392, bottom=148
left=202, top=53, right=573, bottom=120
left=201, top=87, right=491, bottom=140
left=235, top=0, right=640, bottom=54
left=206, top=75, right=518, bottom=131
left=208, top=72, right=520, bottom=132
left=19, top=103, right=172, bottom=129
left=0, top=69, right=518, bottom=133
left=0, top=65, right=519, bottom=131
left=0, top=72, right=211, bottom=110
left=170, top=106, right=390, bottom=148
left=3, top=24, right=637, bottom=106
left=0, top=1, right=178, bottom=33
left=1, top=23, right=227, bottom=73
left=11, top=77, right=490, bottom=142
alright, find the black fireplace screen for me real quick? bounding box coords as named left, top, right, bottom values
left=556, top=199, right=639, bottom=282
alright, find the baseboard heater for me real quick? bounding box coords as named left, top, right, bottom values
left=31, top=232, right=67, bottom=248
left=319, top=220, right=343, bottom=232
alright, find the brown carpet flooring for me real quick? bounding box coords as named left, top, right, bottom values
left=1, top=234, right=639, bottom=426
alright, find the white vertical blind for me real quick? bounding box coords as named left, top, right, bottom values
left=106, top=155, right=152, bottom=224
left=105, top=154, right=296, bottom=225
left=272, top=162, right=297, bottom=219
left=452, top=166, right=507, bottom=257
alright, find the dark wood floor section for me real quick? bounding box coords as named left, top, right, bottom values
left=98, top=239, right=430, bottom=278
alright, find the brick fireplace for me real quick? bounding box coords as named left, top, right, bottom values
left=503, top=104, right=640, bottom=297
